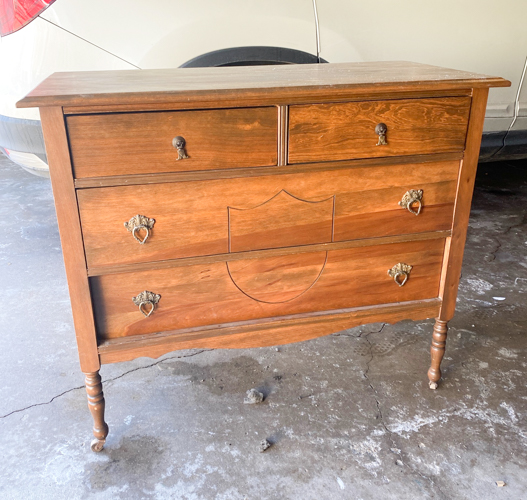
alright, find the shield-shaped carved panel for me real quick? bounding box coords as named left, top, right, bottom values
left=227, top=252, right=328, bottom=304
left=228, top=190, right=335, bottom=253
left=227, top=190, right=334, bottom=304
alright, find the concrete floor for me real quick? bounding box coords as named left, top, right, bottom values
left=0, top=154, right=525, bottom=500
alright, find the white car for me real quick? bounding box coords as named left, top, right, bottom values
left=1, top=0, right=526, bottom=176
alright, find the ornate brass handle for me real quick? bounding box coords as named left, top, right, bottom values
left=172, top=136, right=189, bottom=160
left=132, top=290, right=161, bottom=317
left=388, top=263, right=413, bottom=287
left=375, top=123, right=388, bottom=146
left=399, top=189, right=423, bottom=216
left=124, top=214, right=155, bottom=244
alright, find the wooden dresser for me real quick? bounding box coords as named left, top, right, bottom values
left=17, top=62, right=509, bottom=452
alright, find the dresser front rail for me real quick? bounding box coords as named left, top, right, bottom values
left=96, top=298, right=443, bottom=364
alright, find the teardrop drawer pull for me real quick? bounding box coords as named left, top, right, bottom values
left=132, top=290, right=161, bottom=317
left=375, top=122, right=388, bottom=146
left=399, top=189, right=423, bottom=215
left=388, top=263, right=413, bottom=287
left=172, top=136, right=189, bottom=160
left=124, top=214, right=155, bottom=244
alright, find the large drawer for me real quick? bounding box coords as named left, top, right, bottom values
left=288, top=97, right=471, bottom=164
left=78, top=160, right=459, bottom=269
left=78, top=161, right=459, bottom=267
left=67, top=107, right=278, bottom=178
left=91, top=238, right=446, bottom=340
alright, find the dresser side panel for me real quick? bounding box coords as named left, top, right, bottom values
left=39, top=106, right=100, bottom=372
left=439, top=88, right=489, bottom=320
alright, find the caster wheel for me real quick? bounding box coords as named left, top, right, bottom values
left=90, top=439, right=105, bottom=452
left=429, top=381, right=438, bottom=390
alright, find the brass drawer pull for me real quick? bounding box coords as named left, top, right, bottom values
left=375, top=122, right=388, bottom=146
left=388, top=263, right=413, bottom=287
left=172, top=136, right=189, bottom=160
left=132, top=290, right=161, bottom=317
left=124, top=214, right=155, bottom=244
left=399, top=189, right=423, bottom=215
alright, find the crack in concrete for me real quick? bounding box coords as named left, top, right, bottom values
left=334, top=323, right=387, bottom=339
left=362, top=331, right=450, bottom=499
left=486, top=237, right=502, bottom=263
left=486, top=213, right=525, bottom=262
left=0, top=385, right=86, bottom=420
left=0, top=349, right=213, bottom=419
left=362, top=325, right=384, bottom=379
left=103, top=349, right=213, bottom=387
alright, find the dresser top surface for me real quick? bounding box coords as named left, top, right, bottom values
left=17, top=61, right=510, bottom=109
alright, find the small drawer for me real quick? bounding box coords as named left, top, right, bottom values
left=91, top=238, right=446, bottom=340
left=67, top=107, right=278, bottom=178
left=78, top=160, right=459, bottom=269
left=288, top=97, right=471, bottom=164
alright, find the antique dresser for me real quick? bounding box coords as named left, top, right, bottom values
left=17, top=62, right=509, bottom=451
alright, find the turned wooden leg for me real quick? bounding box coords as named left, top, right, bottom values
left=428, top=319, right=448, bottom=390
left=85, top=371, right=109, bottom=452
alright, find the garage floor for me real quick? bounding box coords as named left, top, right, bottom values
left=0, top=155, right=525, bottom=500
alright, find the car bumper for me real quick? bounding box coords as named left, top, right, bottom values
left=0, top=114, right=48, bottom=176
left=0, top=113, right=45, bottom=155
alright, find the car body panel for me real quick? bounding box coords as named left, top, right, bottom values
left=40, top=0, right=318, bottom=69
left=512, top=57, right=527, bottom=129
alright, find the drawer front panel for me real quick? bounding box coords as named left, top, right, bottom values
left=91, top=239, right=446, bottom=340
left=288, top=97, right=471, bottom=164
left=67, top=107, right=278, bottom=178
left=78, top=160, right=459, bottom=269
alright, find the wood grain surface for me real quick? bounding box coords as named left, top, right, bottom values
left=90, top=238, right=445, bottom=340
left=16, top=61, right=510, bottom=109
left=98, top=299, right=442, bottom=364
left=439, top=88, right=490, bottom=321
left=39, top=107, right=100, bottom=372
left=228, top=190, right=335, bottom=252
left=78, top=160, right=459, bottom=269
left=61, top=90, right=475, bottom=115
left=73, top=152, right=464, bottom=189
left=289, top=97, right=471, bottom=163
left=226, top=252, right=329, bottom=303
left=86, top=231, right=451, bottom=278
left=67, top=107, right=278, bottom=178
